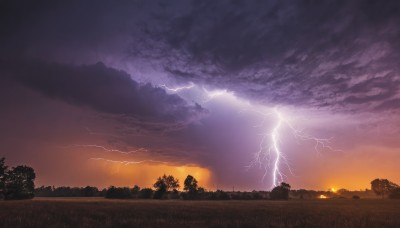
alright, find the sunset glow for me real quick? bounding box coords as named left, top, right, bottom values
left=87, top=159, right=212, bottom=189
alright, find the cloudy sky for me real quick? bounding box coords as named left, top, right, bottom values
left=1, top=0, right=400, bottom=190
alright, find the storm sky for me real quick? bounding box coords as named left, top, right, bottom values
left=1, top=0, right=400, bottom=190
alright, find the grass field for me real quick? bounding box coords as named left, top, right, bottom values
left=1, top=198, right=400, bottom=227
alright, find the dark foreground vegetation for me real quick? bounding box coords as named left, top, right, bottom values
left=0, top=157, right=36, bottom=200
left=1, top=198, right=400, bottom=227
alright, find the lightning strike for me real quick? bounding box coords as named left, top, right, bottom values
left=120, top=81, right=339, bottom=189
left=251, top=108, right=339, bottom=189
left=271, top=109, right=283, bottom=188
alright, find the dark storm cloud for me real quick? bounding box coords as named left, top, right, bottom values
left=4, top=61, right=205, bottom=123
left=129, top=0, right=400, bottom=112
left=2, top=1, right=400, bottom=112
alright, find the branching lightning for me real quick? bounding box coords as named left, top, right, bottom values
left=65, top=144, right=147, bottom=155
left=157, top=82, right=340, bottom=189
left=250, top=108, right=340, bottom=189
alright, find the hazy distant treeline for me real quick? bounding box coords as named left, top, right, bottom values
left=17, top=168, right=400, bottom=201
left=34, top=180, right=400, bottom=200
left=34, top=185, right=268, bottom=200
left=35, top=186, right=106, bottom=197
left=34, top=185, right=386, bottom=200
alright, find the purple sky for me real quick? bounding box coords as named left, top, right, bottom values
left=1, top=0, right=400, bottom=190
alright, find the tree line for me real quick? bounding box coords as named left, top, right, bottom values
left=35, top=175, right=292, bottom=200
left=31, top=177, right=400, bottom=200
left=2, top=156, right=400, bottom=200
left=35, top=186, right=104, bottom=197
left=104, top=175, right=291, bottom=200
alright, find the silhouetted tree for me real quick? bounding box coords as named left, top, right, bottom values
left=153, top=178, right=167, bottom=199
left=4, top=165, right=36, bottom=200
left=132, top=185, right=140, bottom=193
left=270, top=182, right=291, bottom=200
left=0, top=157, right=7, bottom=199
left=183, top=175, right=198, bottom=199
left=371, top=179, right=399, bottom=199
left=153, top=174, right=180, bottom=199
left=131, top=185, right=141, bottom=197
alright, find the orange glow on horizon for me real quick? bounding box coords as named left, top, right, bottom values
left=319, top=194, right=327, bottom=199
left=87, top=159, right=213, bottom=189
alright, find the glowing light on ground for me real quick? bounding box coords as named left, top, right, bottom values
left=319, top=194, right=327, bottom=199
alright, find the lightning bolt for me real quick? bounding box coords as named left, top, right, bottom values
left=271, top=109, right=284, bottom=188
left=251, top=108, right=340, bottom=189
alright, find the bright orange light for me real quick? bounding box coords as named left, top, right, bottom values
left=330, top=187, right=337, bottom=193
left=319, top=194, right=327, bottom=199
left=87, top=159, right=213, bottom=189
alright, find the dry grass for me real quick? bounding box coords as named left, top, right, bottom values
left=1, top=198, right=400, bottom=227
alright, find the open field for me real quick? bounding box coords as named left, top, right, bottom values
left=1, top=198, right=400, bottom=227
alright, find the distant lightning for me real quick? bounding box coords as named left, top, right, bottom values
left=159, top=82, right=195, bottom=92
left=65, top=144, right=147, bottom=155
left=89, top=157, right=168, bottom=165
